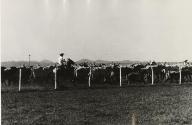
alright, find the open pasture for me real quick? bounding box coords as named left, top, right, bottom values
left=2, top=85, right=192, bottom=125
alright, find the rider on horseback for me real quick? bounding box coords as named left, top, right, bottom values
left=58, top=53, right=67, bottom=66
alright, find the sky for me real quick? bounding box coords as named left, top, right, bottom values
left=1, top=0, right=192, bottom=62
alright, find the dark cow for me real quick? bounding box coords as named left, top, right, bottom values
left=1, top=66, right=32, bottom=86
left=106, top=65, right=120, bottom=84
left=90, top=67, right=108, bottom=84
left=90, top=65, right=118, bottom=84
left=2, top=67, right=19, bottom=86
left=153, top=64, right=168, bottom=83
left=127, top=64, right=150, bottom=84
left=166, top=66, right=180, bottom=83
left=121, top=66, right=134, bottom=84
left=180, top=66, right=192, bottom=83
left=73, top=66, right=90, bottom=83
left=1, top=66, right=8, bottom=85
left=21, top=66, right=34, bottom=84
left=33, top=65, right=55, bottom=84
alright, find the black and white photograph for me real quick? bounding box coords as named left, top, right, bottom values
left=1, top=0, right=192, bottom=124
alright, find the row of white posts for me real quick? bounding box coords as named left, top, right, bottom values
left=18, top=66, right=183, bottom=92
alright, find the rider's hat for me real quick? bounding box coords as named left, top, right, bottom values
left=60, top=53, right=64, bottom=56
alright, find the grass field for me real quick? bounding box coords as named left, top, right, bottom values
left=2, top=85, right=192, bottom=125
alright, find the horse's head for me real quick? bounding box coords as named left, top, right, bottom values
left=66, top=58, right=75, bottom=67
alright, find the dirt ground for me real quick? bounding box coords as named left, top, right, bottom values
left=2, top=85, right=192, bottom=125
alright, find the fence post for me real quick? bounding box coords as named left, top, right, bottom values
left=120, top=66, right=122, bottom=87
left=151, top=66, right=154, bottom=85
left=54, top=67, right=57, bottom=89
left=88, top=67, right=91, bottom=88
left=19, top=68, right=22, bottom=92
left=179, top=66, right=182, bottom=85
left=132, top=113, right=137, bottom=125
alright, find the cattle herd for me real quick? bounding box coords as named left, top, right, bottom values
left=1, top=60, right=192, bottom=89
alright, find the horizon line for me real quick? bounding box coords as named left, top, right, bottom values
left=1, top=59, right=190, bottom=63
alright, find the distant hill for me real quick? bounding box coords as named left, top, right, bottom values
left=75, top=59, right=190, bottom=66
left=1, top=60, right=55, bottom=67
left=75, top=59, right=93, bottom=64
left=1, top=59, right=188, bottom=67
left=2, top=59, right=142, bottom=67
left=76, top=59, right=147, bottom=65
